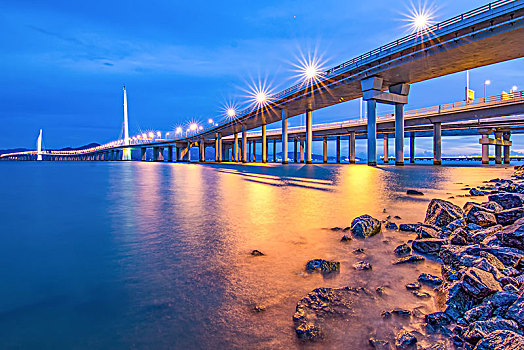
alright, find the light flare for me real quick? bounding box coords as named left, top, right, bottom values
left=402, top=1, right=438, bottom=34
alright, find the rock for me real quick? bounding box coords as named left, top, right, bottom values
left=251, top=250, right=264, bottom=256
left=416, top=224, right=442, bottom=239
left=444, top=281, right=478, bottom=320
left=486, top=291, right=519, bottom=310
left=392, top=255, right=425, bottom=265
left=406, top=282, right=421, bottom=290
left=464, top=304, right=494, bottom=323
left=468, top=223, right=483, bottom=231
left=425, top=341, right=447, bottom=350
left=447, top=218, right=467, bottom=231
left=470, top=188, right=485, bottom=196
left=495, top=207, right=524, bottom=226
left=391, top=309, right=411, bottom=317
left=394, top=243, right=411, bottom=257
left=472, top=257, right=505, bottom=281
left=440, top=244, right=523, bottom=270
left=330, top=227, right=343, bottom=231
left=376, top=287, right=386, bottom=296
left=385, top=222, right=398, bottom=230
left=442, top=265, right=461, bottom=282
left=351, top=214, right=381, bottom=238
left=505, top=296, right=524, bottom=328
left=407, top=189, right=424, bottom=196
left=369, top=337, right=392, bottom=350
left=450, top=228, right=471, bottom=246
left=425, top=311, right=451, bottom=330
left=353, top=261, right=372, bottom=270
left=470, top=225, right=503, bottom=243
left=399, top=224, right=418, bottom=232
left=253, top=305, right=266, bottom=312
left=412, top=238, right=447, bottom=254
left=463, top=316, right=519, bottom=345
left=464, top=202, right=497, bottom=227
left=295, top=322, right=323, bottom=340
left=305, top=259, right=340, bottom=273
left=473, top=330, right=524, bottom=350
left=293, top=287, right=370, bottom=341
left=394, top=215, right=402, bottom=219
left=412, top=291, right=431, bottom=298
left=480, top=201, right=504, bottom=212
left=418, top=273, right=443, bottom=286
left=479, top=251, right=505, bottom=270
left=462, top=267, right=502, bottom=298
left=497, top=218, right=524, bottom=250
left=395, top=329, right=417, bottom=349
left=425, top=199, right=464, bottom=228
left=340, top=235, right=352, bottom=242
left=488, top=193, right=524, bottom=210
left=514, top=256, right=524, bottom=270
left=353, top=248, right=365, bottom=254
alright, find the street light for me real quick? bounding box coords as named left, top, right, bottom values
left=176, top=127, right=183, bottom=135
left=157, top=131, right=161, bottom=138
left=208, top=118, right=214, bottom=124
left=484, top=80, right=491, bottom=100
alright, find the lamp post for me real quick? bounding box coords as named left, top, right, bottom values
left=484, top=80, right=491, bottom=101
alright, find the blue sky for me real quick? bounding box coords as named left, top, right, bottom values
left=1, top=0, right=522, bottom=155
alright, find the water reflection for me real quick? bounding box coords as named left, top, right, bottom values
left=0, top=162, right=515, bottom=349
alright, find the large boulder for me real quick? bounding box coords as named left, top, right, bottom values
left=470, top=225, right=503, bottom=243
left=497, top=217, right=524, bottom=250
left=505, top=296, right=524, bottom=328
left=488, top=193, right=524, bottom=210
left=444, top=281, right=478, bottom=320
left=464, top=202, right=497, bottom=227
left=462, top=267, right=502, bottom=298
left=425, top=199, right=464, bottom=227
left=412, top=238, right=447, bottom=254
left=463, top=316, right=519, bottom=345
left=415, top=224, right=442, bottom=239
left=440, top=244, right=523, bottom=269
left=350, top=215, right=381, bottom=238
left=495, top=207, right=524, bottom=226
left=480, top=201, right=504, bottom=212
left=473, top=330, right=524, bottom=350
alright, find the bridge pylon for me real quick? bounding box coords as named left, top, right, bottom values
left=122, top=86, right=131, bottom=160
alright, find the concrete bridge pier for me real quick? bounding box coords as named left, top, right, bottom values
left=433, top=122, right=442, bottom=165
left=503, top=132, right=511, bottom=164
left=218, top=133, right=222, bottom=162
left=273, top=139, right=277, bottom=162
left=336, top=136, right=341, bottom=163
left=282, top=109, right=288, bottom=164
left=306, top=107, right=313, bottom=164
left=300, top=139, right=305, bottom=163
left=349, top=131, right=356, bottom=164
left=366, top=99, right=377, bottom=166
left=141, top=148, right=147, bottom=161
left=262, top=124, right=267, bottom=163
left=479, top=130, right=491, bottom=164
left=200, top=139, right=206, bottom=162
left=215, top=134, right=219, bottom=162
left=294, top=139, right=298, bottom=163
left=410, top=133, right=415, bottom=164
left=153, top=147, right=164, bottom=162
left=168, top=146, right=173, bottom=162
left=242, top=126, right=247, bottom=163
left=323, top=136, right=328, bottom=163
left=252, top=140, right=256, bottom=162
left=233, top=132, right=239, bottom=162
left=495, top=131, right=503, bottom=164
left=384, top=134, right=389, bottom=164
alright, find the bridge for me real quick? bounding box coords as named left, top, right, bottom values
left=2, top=0, right=524, bottom=165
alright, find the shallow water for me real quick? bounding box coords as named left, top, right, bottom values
left=0, top=162, right=515, bottom=349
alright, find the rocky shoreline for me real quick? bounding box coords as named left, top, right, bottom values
left=292, top=166, right=524, bottom=349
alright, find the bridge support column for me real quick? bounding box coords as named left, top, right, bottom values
left=384, top=133, right=389, bottom=164
left=273, top=139, right=276, bottom=162
left=294, top=139, right=298, bottom=163
left=300, top=140, right=305, bottom=163
left=394, top=103, right=405, bottom=166
left=252, top=140, right=256, bottom=162
left=282, top=109, right=288, bottom=164
left=323, top=136, right=328, bottom=163
left=218, top=133, right=222, bottom=162
left=410, top=133, right=415, bottom=164
left=233, top=132, right=239, bottom=162
left=349, top=131, right=356, bottom=164
left=479, top=130, right=490, bottom=164
left=168, top=146, right=173, bottom=162
left=336, top=136, right=341, bottom=163
left=215, top=134, right=219, bottom=162
left=306, top=108, right=313, bottom=164
left=503, top=132, right=511, bottom=164
left=262, top=124, right=267, bottom=163
left=141, top=148, right=146, bottom=161
left=495, top=131, right=503, bottom=164
left=366, top=100, right=377, bottom=166
left=200, top=139, right=205, bottom=162
left=242, top=125, right=247, bottom=163
left=433, top=122, right=442, bottom=165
